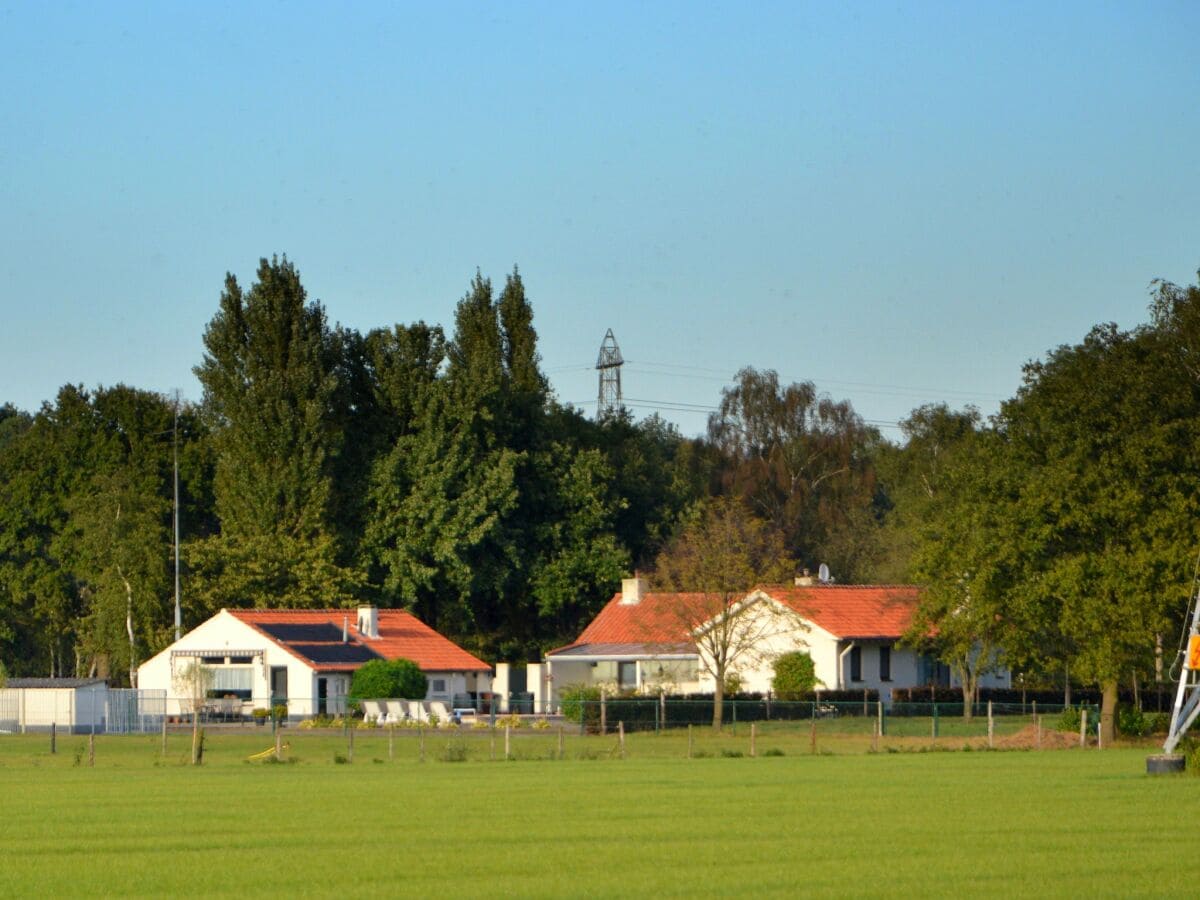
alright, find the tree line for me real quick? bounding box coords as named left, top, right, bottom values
left=0, top=257, right=893, bottom=679
left=3, top=255, right=1200, bottom=742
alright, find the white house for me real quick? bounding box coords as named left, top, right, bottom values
left=137, top=605, right=492, bottom=719
left=544, top=577, right=1010, bottom=706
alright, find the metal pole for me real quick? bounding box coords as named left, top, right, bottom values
left=173, top=396, right=182, bottom=643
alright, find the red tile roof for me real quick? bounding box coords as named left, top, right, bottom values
left=550, top=584, right=922, bottom=656
left=570, top=592, right=718, bottom=648
left=759, top=585, right=921, bottom=640
left=228, top=609, right=490, bottom=673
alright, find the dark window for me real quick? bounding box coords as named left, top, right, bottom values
left=880, top=645, right=892, bottom=682
left=849, top=646, right=862, bottom=682
left=201, top=656, right=224, bottom=665
left=618, top=661, right=637, bottom=690
left=228, top=655, right=253, bottom=665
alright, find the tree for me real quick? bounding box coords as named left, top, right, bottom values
left=707, top=368, right=882, bottom=580
left=350, top=658, right=427, bottom=701
left=652, top=497, right=795, bottom=728
left=172, top=659, right=215, bottom=765
left=192, top=256, right=360, bottom=609
left=771, top=651, right=820, bottom=698
left=903, top=426, right=1018, bottom=719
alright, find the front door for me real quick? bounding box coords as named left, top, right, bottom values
left=317, top=677, right=328, bottom=715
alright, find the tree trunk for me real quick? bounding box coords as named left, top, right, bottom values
left=712, top=680, right=724, bottom=730
left=958, top=662, right=975, bottom=722
left=1100, top=680, right=1117, bottom=746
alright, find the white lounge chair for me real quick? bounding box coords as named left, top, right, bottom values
left=429, top=701, right=453, bottom=726
left=408, top=700, right=430, bottom=724
left=385, top=699, right=408, bottom=723
left=360, top=699, right=383, bottom=722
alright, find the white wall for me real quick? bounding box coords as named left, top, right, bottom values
left=0, top=685, right=108, bottom=732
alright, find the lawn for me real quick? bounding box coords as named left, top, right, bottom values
left=0, top=729, right=1193, bottom=898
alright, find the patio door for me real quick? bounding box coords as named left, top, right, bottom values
left=270, top=666, right=288, bottom=712
left=317, top=677, right=328, bottom=715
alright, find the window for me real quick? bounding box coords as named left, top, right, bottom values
left=849, top=646, right=862, bottom=682
left=431, top=678, right=446, bottom=693
left=880, top=645, right=892, bottom=682
left=618, top=661, right=637, bottom=690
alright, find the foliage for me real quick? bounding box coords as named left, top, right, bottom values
left=192, top=256, right=360, bottom=608
left=707, top=367, right=883, bottom=579
left=1116, top=705, right=1145, bottom=737
left=350, top=658, right=428, bottom=700
left=652, top=497, right=796, bottom=727
left=559, top=685, right=601, bottom=724
left=771, top=652, right=821, bottom=699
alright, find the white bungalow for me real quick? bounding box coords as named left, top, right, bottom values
left=137, top=605, right=492, bottom=719
left=545, top=577, right=1010, bottom=706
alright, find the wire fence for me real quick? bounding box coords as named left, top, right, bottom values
left=0, top=688, right=166, bottom=734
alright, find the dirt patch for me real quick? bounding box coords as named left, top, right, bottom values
left=995, top=723, right=1080, bottom=750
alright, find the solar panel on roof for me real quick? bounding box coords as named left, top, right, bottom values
left=258, top=622, right=344, bottom=642
left=291, top=643, right=381, bottom=664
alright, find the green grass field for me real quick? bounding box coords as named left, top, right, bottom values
left=0, top=727, right=1194, bottom=898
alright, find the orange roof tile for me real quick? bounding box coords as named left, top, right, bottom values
left=759, top=584, right=921, bottom=639
left=574, top=592, right=718, bottom=647
left=228, top=609, right=490, bottom=672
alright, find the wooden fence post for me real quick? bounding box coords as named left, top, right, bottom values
left=490, top=726, right=496, bottom=762
left=750, top=722, right=757, bottom=758
left=348, top=724, right=355, bottom=763
left=987, top=700, right=994, bottom=749
left=1036, top=714, right=1042, bottom=749
left=877, top=701, right=884, bottom=739
left=505, top=724, right=511, bottom=761
left=558, top=725, right=565, bottom=760
left=600, top=689, right=607, bottom=736
left=659, top=691, right=666, bottom=736
left=161, top=715, right=168, bottom=758
left=50, top=722, right=56, bottom=755
left=419, top=725, right=426, bottom=763
left=687, top=723, right=694, bottom=759
left=618, top=721, right=625, bottom=760
left=88, top=733, right=95, bottom=767
left=1079, top=708, right=1087, bottom=747
left=388, top=724, right=394, bottom=761
left=810, top=717, right=817, bottom=755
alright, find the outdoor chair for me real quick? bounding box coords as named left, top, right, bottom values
left=385, top=699, right=408, bottom=723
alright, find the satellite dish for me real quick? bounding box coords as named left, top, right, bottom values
left=818, top=563, right=831, bottom=584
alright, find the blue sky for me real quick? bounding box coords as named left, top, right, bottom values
left=2, top=1, right=1198, bottom=437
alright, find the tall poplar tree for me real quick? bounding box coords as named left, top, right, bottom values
left=191, top=256, right=360, bottom=610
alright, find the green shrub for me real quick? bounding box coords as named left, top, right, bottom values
left=1117, top=705, right=1148, bottom=737
left=1144, top=712, right=1172, bottom=735
left=771, top=652, right=820, bottom=699
left=560, top=685, right=601, bottom=724
left=763, top=747, right=785, bottom=757
left=0, top=658, right=7, bottom=689
left=350, top=658, right=427, bottom=702
left=1056, top=706, right=1084, bottom=733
